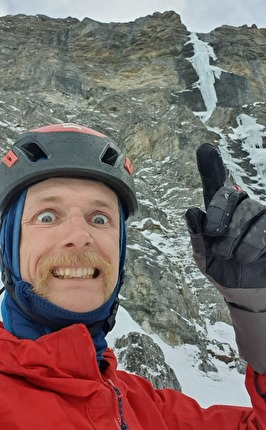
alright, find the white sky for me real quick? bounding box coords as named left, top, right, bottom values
left=0, top=0, right=265, bottom=33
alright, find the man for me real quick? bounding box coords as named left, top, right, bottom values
left=0, top=122, right=265, bottom=429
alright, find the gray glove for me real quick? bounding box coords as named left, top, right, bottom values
left=185, top=143, right=266, bottom=374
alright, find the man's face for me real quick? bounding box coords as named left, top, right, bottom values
left=20, top=178, right=120, bottom=313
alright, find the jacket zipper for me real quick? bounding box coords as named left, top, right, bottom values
left=106, top=378, right=129, bottom=430
left=81, top=325, right=129, bottom=429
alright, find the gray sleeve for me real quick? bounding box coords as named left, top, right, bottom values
left=210, top=285, right=266, bottom=374
left=226, top=302, right=266, bottom=374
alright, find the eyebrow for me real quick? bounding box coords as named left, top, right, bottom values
left=34, top=196, right=118, bottom=211
left=37, top=196, right=61, bottom=204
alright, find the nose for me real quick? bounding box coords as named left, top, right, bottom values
left=61, top=214, right=94, bottom=250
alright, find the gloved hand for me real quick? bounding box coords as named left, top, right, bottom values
left=185, top=143, right=266, bottom=374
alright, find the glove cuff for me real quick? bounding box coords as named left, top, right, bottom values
left=227, top=302, right=266, bottom=374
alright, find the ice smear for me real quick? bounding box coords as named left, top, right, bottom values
left=186, top=32, right=223, bottom=118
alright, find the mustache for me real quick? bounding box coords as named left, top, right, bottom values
left=37, top=251, right=112, bottom=283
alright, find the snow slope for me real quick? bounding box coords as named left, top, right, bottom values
left=107, top=306, right=251, bottom=408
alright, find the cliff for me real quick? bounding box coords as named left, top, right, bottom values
left=0, top=11, right=265, bottom=390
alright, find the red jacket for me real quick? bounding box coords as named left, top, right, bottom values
left=0, top=322, right=265, bottom=429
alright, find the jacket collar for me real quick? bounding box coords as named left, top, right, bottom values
left=0, top=322, right=118, bottom=396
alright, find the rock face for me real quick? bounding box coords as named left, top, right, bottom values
left=114, top=332, right=182, bottom=390
left=0, top=11, right=265, bottom=389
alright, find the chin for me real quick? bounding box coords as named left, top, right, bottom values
left=50, top=295, right=107, bottom=313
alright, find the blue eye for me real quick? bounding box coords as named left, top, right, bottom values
left=37, top=211, right=56, bottom=223
left=92, top=214, right=109, bottom=225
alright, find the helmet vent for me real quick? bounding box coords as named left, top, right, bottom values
left=20, top=142, right=48, bottom=162
left=101, top=146, right=119, bottom=166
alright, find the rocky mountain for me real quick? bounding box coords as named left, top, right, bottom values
left=0, top=10, right=265, bottom=391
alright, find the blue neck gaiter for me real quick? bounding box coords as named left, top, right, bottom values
left=0, top=191, right=127, bottom=364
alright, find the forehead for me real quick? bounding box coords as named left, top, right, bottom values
left=24, top=177, right=119, bottom=208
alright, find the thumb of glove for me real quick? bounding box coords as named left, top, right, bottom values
left=185, top=207, right=205, bottom=234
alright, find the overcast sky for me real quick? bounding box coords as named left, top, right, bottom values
left=0, top=0, right=265, bottom=33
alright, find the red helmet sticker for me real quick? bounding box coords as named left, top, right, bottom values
left=2, top=150, right=19, bottom=167
left=124, top=157, right=133, bottom=175
left=28, top=123, right=107, bottom=137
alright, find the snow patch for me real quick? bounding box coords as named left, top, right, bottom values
left=108, top=306, right=251, bottom=408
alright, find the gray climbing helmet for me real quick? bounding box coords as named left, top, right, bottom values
left=0, top=123, right=138, bottom=220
